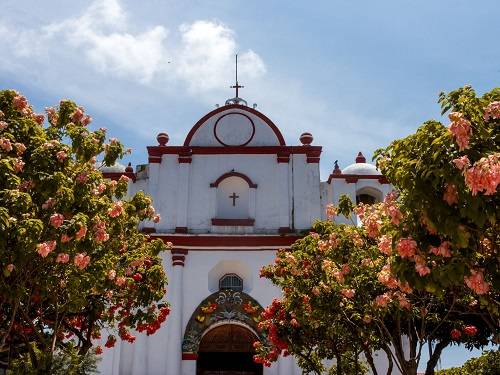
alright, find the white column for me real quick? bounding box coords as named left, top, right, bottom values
left=165, top=251, right=185, bottom=375
left=175, top=162, right=190, bottom=230
left=277, top=162, right=290, bottom=229
left=278, top=355, right=295, bottom=375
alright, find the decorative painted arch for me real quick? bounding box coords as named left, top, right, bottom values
left=210, top=171, right=258, bottom=188
left=183, top=104, right=286, bottom=146
left=182, top=289, right=267, bottom=356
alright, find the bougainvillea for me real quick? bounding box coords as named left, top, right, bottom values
left=256, top=197, right=496, bottom=375
left=374, top=86, right=499, bottom=314
left=0, top=90, right=170, bottom=371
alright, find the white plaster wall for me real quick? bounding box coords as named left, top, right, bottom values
left=188, top=108, right=281, bottom=147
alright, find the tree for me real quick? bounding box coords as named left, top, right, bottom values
left=0, top=90, right=170, bottom=372
left=256, top=197, right=495, bottom=375
left=373, top=86, right=499, bottom=331
left=435, top=350, right=500, bottom=375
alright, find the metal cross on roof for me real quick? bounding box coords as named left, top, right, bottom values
left=230, top=54, right=244, bottom=98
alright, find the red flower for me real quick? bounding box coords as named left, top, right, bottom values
left=105, top=335, right=116, bottom=348
left=450, top=329, right=461, bottom=340
left=95, top=345, right=103, bottom=355
left=133, top=273, right=143, bottom=282
left=463, top=325, right=478, bottom=336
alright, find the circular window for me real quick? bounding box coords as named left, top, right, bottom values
left=214, top=112, right=255, bottom=146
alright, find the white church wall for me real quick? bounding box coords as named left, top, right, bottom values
left=291, top=154, right=321, bottom=230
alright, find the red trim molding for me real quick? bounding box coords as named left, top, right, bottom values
left=175, top=227, right=188, bottom=234
left=327, top=174, right=389, bottom=184
left=210, top=172, right=257, bottom=188
left=171, top=249, right=188, bottom=267
left=211, top=218, right=255, bottom=226
left=101, top=171, right=136, bottom=182
left=182, top=353, right=198, bottom=360
left=184, top=104, right=286, bottom=146
left=151, top=234, right=302, bottom=248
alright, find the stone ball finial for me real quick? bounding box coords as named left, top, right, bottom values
left=299, top=132, right=313, bottom=146
left=355, top=152, right=366, bottom=163
left=125, top=162, right=133, bottom=173
left=156, top=132, right=169, bottom=146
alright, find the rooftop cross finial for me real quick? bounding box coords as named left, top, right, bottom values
left=230, top=54, right=244, bottom=98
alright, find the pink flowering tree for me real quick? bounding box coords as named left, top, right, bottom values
left=256, top=199, right=495, bottom=375
left=373, top=86, right=499, bottom=317
left=0, top=90, right=170, bottom=371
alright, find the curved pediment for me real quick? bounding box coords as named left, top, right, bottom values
left=184, top=104, right=285, bottom=147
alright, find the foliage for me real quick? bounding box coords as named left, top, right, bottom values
left=374, top=86, right=499, bottom=312
left=0, top=90, right=170, bottom=372
left=7, top=343, right=98, bottom=375
left=435, top=350, right=500, bottom=375
left=256, top=199, right=494, bottom=375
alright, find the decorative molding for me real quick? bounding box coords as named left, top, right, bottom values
left=327, top=174, right=389, bottom=184
left=213, top=112, right=256, bottom=147
left=147, top=145, right=322, bottom=158
left=101, top=171, right=136, bottom=182
left=151, top=234, right=302, bottom=248
left=171, top=249, right=188, bottom=267
left=211, top=218, right=255, bottom=226
left=182, top=290, right=267, bottom=355
left=183, top=104, right=286, bottom=146
left=182, top=353, right=198, bottom=360
left=210, top=171, right=258, bottom=188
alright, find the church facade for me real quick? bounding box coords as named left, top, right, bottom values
left=99, top=96, right=393, bottom=375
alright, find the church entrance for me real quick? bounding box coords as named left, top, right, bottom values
left=196, top=324, right=263, bottom=375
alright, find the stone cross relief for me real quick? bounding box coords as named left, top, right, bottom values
left=229, top=192, right=239, bottom=206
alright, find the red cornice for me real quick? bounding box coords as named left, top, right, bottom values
left=327, top=174, right=389, bottom=184
left=184, top=104, right=286, bottom=146
left=147, top=145, right=322, bottom=156
left=210, top=172, right=258, bottom=188
left=211, top=218, right=255, bottom=226
left=182, top=353, right=198, bottom=360
left=101, top=171, right=136, bottom=182
left=151, top=234, right=302, bottom=248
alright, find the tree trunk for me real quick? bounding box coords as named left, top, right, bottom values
left=424, top=340, right=450, bottom=375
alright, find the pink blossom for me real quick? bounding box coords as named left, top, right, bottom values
left=7, top=264, right=15, bottom=272
left=115, top=276, right=126, bottom=287
left=71, top=107, right=85, bottom=123
left=94, top=221, right=109, bottom=242
left=374, top=293, right=391, bottom=308
left=119, top=175, right=130, bottom=183
left=92, top=183, right=106, bottom=195
left=108, top=269, right=116, bottom=280
left=108, top=201, right=124, bottom=218
left=483, top=101, right=500, bottom=121
left=325, top=203, right=336, bottom=218
left=0, top=138, right=12, bottom=152
left=82, top=115, right=92, bottom=126
left=397, top=294, right=411, bottom=310
left=76, top=172, right=88, bottom=184
left=464, top=269, right=490, bottom=295
left=49, top=213, right=64, bottom=228
left=398, top=281, right=413, bottom=294
left=448, top=112, right=472, bottom=151
left=56, top=253, right=70, bottom=263
left=45, top=107, right=58, bottom=125
left=443, top=183, right=459, bottom=205
left=328, top=233, right=339, bottom=248
left=33, top=114, right=44, bottom=125
left=340, top=288, right=355, bottom=299
left=378, top=235, right=392, bottom=255
left=13, top=95, right=28, bottom=111
left=75, top=224, right=87, bottom=240
left=396, top=237, right=417, bottom=258
left=318, top=240, right=329, bottom=252
left=312, top=286, right=320, bottom=296
left=42, top=198, right=56, bottom=210
left=463, top=154, right=500, bottom=195
left=415, top=263, right=431, bottom=276
left=378, top=264, right=398, bottom=289
left=430, top=241, right=452, bottom=257
left=36, top=241, right=56, bottom=257
left=341, top=264, right=350, bottom=275
left=14, top=143, right=26, bottom=156
left=61, top=234, right=72, bottom=243
left=74, top=253, right=90, bottom=269
left=13, top=158, right=25, bottom=173
left=56, top=150, right=67, bottom=162
left=153, top=214, right=161, bottom=223
left=0, top=121, right=7, bottom=131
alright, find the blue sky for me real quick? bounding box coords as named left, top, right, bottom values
left=1, top=0, right=498, bottom=369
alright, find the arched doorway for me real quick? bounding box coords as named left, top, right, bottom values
left=196, top=324, right=263, bottom=375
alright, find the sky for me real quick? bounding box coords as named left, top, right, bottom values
left=1, top=0, right=498, bottom=369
